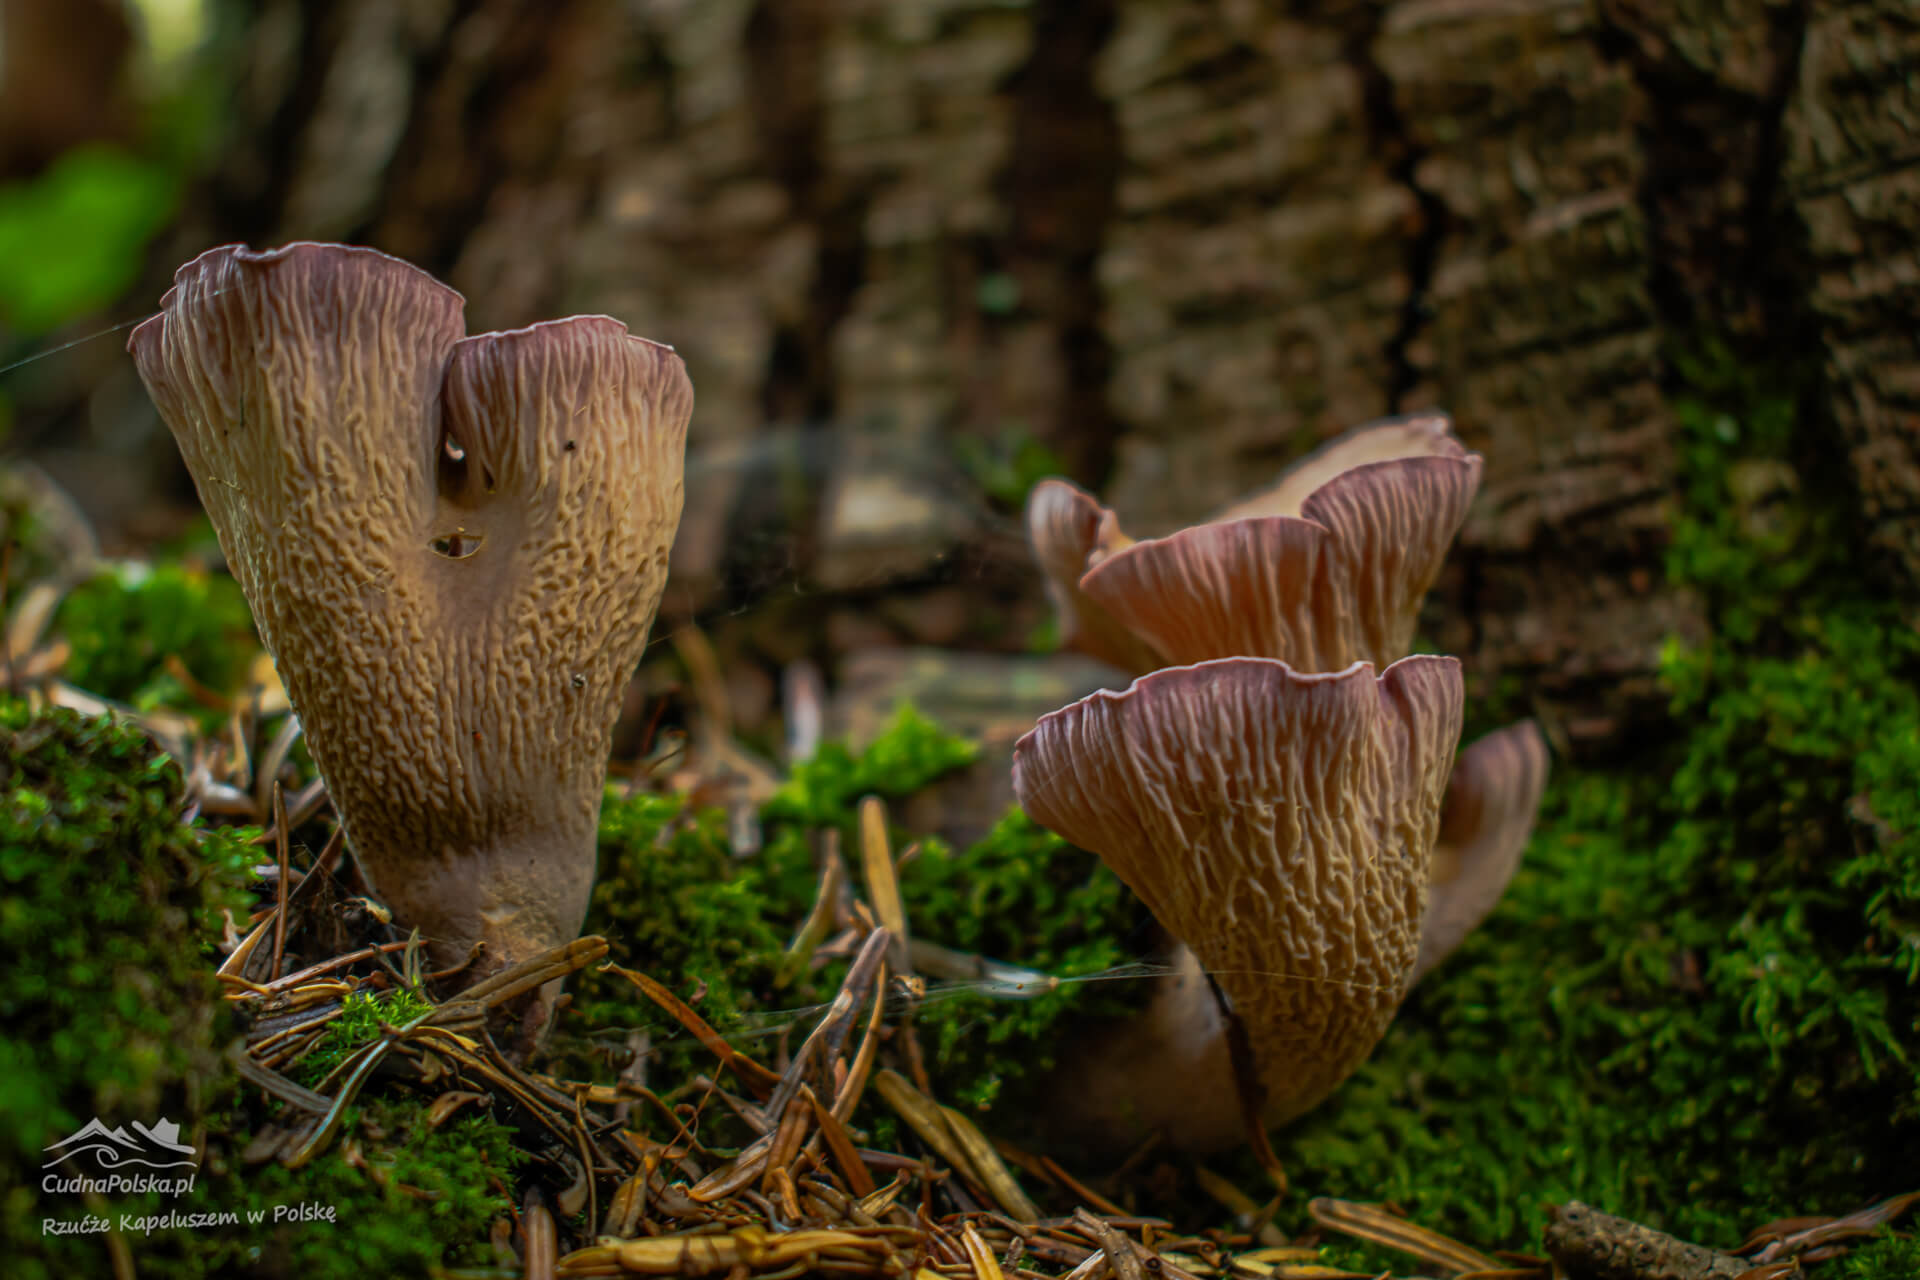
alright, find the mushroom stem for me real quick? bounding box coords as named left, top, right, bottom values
left=130, top=243, right=692, bottom=981
left=1044, top=945, right=1244, bottom=1150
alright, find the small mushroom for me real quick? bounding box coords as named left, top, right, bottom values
left=1411, top=719, right=1551, bottom=983
left=129, top=243, right=692, bottom=983
left=1032, top=413, right=1480, bottom=671
left=1024, top=478, right=1157, bottom=674
left=1012, top=654, right=1463, bottom=1144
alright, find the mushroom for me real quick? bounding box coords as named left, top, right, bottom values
left=1024, top=479, right=1158, bottom=674
left=1024, top=412, right=1547, bottom=986
left=1030, top=413, right=1480, bottom=672
left=128, top=243, right=692, bottom=987
left=1411, top=719, right=1551, bottom=983
left=1011, top=654, right=1464, bottom=1147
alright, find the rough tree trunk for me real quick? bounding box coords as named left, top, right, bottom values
left=103, top=0, right=1920, bottom=757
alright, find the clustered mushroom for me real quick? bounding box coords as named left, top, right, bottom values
left=1014, top=414, right=1549, bottom=1150
left=130, top=243, right=692, bottom=1006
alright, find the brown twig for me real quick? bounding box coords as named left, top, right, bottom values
left=1544, top=1202, right=1753, bottom=1280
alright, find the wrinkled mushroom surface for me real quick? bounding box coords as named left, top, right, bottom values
left=130, top=243, right=692, bottom=977
left=1025, top=413, right=1545, bottom=988
left=1012, top=655, right=1463, bottom=1135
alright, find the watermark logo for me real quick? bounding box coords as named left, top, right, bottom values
left=39, top=1115, right=342, bottom=1238
left=42, top=1117, right=198, bottom=1195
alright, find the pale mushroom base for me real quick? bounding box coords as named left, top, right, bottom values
left=364, top=828, right=598, bottom=978
left=1040, top=947, right=1246, bottom=1153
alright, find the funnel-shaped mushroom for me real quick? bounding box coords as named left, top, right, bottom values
left=1411, top=720, right=1551, bottom=982
left=1012, top=655, right=1463, bottom=1133
left=1024, top=413, right=1546, bottom=990
left=129, top=243, right=692, bottom=978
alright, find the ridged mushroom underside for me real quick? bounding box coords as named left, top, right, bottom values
left=1413, top=720, right=1552, bottom=984
left=1079, top=446, right=1482, bottom=671
left=129, top=242, right=692, bottom=973
left=1012, top=655, right=1463, bottom=1127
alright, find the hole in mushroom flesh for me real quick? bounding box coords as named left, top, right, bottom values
left=429, top=531, right=485, bottom=559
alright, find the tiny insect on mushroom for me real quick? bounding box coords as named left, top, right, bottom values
left=1012, top=655, right=1465, bottom=1150
left=128, top=243, right=692, bottom=1007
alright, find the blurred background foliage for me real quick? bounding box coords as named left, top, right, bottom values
left=0, top=144, right=179, bottom=336
left=0, top=0, right=224, bottom=339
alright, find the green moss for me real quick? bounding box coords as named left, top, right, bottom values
left=54, top=561, right=255, bottom=707
left=566, top=705, right=976, bottom=1092
left=0, top=704, right=255, bottom=1168
left=568, top=703, right=1144, bottom=1131
left=0, top=704, right=518, bottom=1277
left=114, top=1090, right=519, bottom=1280
left=900, top=809, right=1146, bottom=1115
left=567, top=791, right=801, bottom=1102
left=1253, top=347, right=1920, bottom=1247
left=0, top=702, right=257, bottom=1269
left=293, top=988, right=435, bottom=1088
left=760, top=702, right=981, bottom=829
left=1829, top=1231, right=1920, bottom=1280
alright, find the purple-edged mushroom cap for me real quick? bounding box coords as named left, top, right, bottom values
left=1026, top=414, right=1478, bottom=675
left=1012, top=654, right=1463, bottom=1134
left=1078, top=414, right=1481, bottom=671
left=129, top=243, right=692, bottom=980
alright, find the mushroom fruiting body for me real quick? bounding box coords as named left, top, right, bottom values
left=1026, top=413, right=1548, bottom=982
left=1012, top=655, right=1464, bottom=1141
left=1016, top=415, right=1550, bottom=1149
left=129, top=243, right=692, bottom=979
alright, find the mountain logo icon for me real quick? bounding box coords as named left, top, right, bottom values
left=42, top=1116, right=199, bottom=1171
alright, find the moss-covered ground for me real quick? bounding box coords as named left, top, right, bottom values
left=2, top=704, right=520, bottom=1279
left=2, top=347, right=1915, bottom=1274
left=559, top=704, right=1147, bottom=1144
